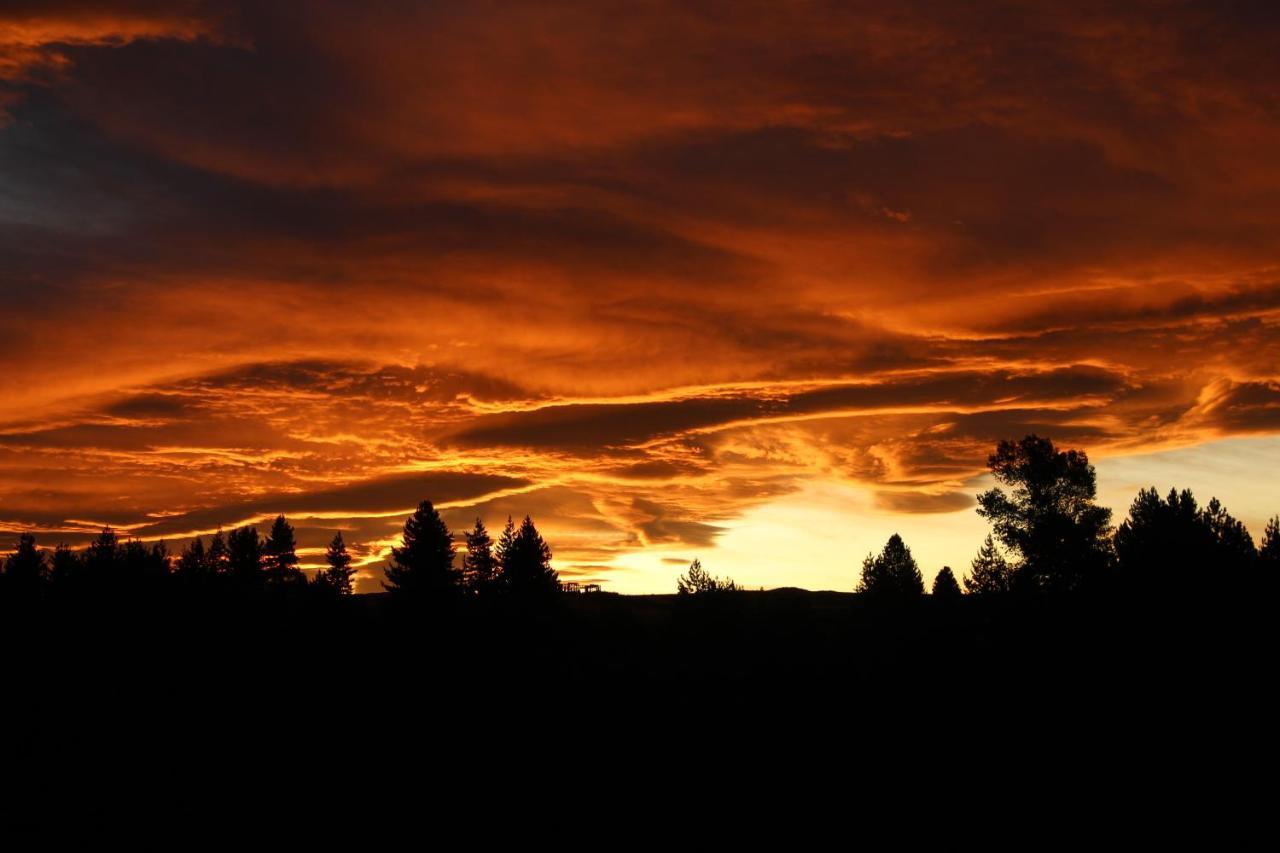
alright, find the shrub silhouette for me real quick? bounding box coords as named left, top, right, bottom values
left=676, top=558, right=737, bottom=594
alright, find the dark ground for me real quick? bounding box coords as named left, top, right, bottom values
left=4, top=588, right=1274, bottom=829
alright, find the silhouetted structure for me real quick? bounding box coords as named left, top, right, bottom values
left=384, top=500, right=459, bottom=596
left=977, top=435, right=1113, bottom=594
left=857, top=534, right=924, bottom=597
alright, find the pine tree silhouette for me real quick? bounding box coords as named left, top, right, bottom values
left=4, top=533, right=46, bottom=597
left=319, top=532, right=355, bottom=595
left=932, top=566, right=961, bottom=598
left=503, top=515, right=559, bottom=596
left=857, top=534, right=924, bottom=597
left=227, top=526, right=264, bottom=587
left=264, top=514, right=303, bottom=586
left=462, top=518, right=497, bottom=595
left=675, top=558, right=737, bottom=594
left=1261, top=517, right=1280, bottom=576
left=384, top=501, right=459, bottom=596
left=965, top=534, right=1014, bottom=595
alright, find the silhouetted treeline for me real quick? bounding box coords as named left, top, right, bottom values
left=3, top=435, right=1279, bottom=611
left=0, top=502, right=561, bottom=606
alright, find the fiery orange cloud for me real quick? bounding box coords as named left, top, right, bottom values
left=2, top=1, right=1279, bottom=591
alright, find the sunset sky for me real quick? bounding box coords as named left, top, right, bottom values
left=2, top=1, right=1279, bottom=592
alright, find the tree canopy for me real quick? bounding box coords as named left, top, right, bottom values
left=857, top=534, right=924, bottom=597
left=977, top=435, right=1113, bottom=594
left=384, top=500, right=459, bottom=596
left=676, top=558, right=738, bottom=595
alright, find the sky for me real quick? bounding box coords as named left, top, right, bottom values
left=2, top=0, right=1279, bottom=593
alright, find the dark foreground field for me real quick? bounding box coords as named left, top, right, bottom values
left=5, top=589, right=1275, bottom=829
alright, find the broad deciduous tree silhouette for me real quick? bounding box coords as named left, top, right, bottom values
left=857, top=534, right=924, bottom=597
left=964, top=534, right=1014, bottom=595
left=977, top=435, right=1113, bottom=594
left=318, top=532, right=355, bottom=595
left=384, top=500, right=459, bottom=596
left=676, top=558, right=738, bottom=594
left=931, top=566, right=961, bottom=598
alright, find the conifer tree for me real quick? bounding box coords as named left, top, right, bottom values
left=264, top=514, right=303, bottom=586
left=965, top=535, right=1014, bottom=595
left=49, top=543, right=80, bottom=590
left=207, top=529, right=228, bottom=575
left=178, top=537, right=207, bottom=581
left=227, top=526, right=263, bottom=586
left=1261, top=516, right=1280, bottom=575
left=320, top=531, right=355, bottom=595
left=462, top=518, right=497, bottom=595
left=932, top=566, right=961, bottom=598
left=4, top=533, right=45, bottom=596
left=857, top=533, right=924, bottom=597
left=676, top=558, right=737, bottom=594
left=504, top=515, right=559, bottom=596
left=384, top=501, right=459, bottom=596
left=495, top=515, right=517, bottom=588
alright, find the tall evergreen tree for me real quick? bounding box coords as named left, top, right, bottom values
left=857, top=533, right=924, bottom=597
left=462, top=518, right=497, bottom=595
left=319, top=532, right=355, bottom=595
left=49, top=543, right=80, bottom=591
left=1116, top=487, right=1258, bottom=592
left=263, top=514, right=303, bottom=586
left=932, top=566, right=961, bottom=598
left=384, top=501, right=459, bottom=596
left=1201, top=497, right=1257, bottom=578
left=1261, top=516, right=1280, bottom=575
left=4, top=533, right=46, bottom=596
left=965, top=535, right=1014, bottom=595
left=504, top=516, right=559, bottom=596
left=207, top=528, right=228, bottom=575
left=84, top=527, right=119, bottom=590
left=494, top=516, right=517, bottom=587
left=227, top=526, right=263, bottom=586
left=177, top=537, right=207, bottom=582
